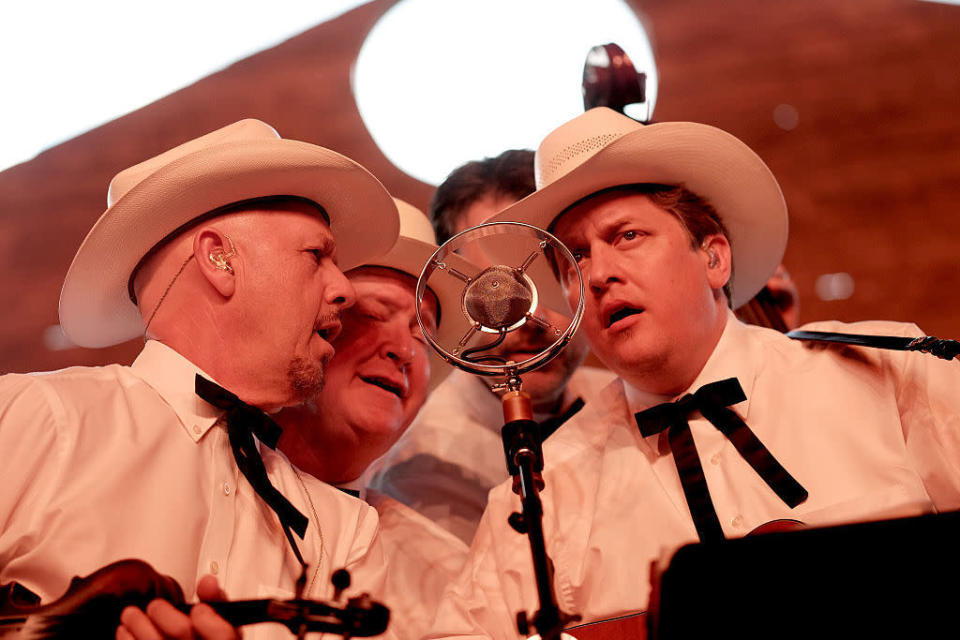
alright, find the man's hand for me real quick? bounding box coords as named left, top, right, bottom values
left=116, top=575, right=240, bottom=640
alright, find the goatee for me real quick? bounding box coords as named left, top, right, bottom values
left=288, top=357, right=325, bottom=402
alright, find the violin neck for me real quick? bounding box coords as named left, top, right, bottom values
left=0, top=617, right=27, bottom=638
left=193, top=600, right=278, bottom=628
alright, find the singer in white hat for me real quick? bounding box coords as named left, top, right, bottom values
left=276, top=199, right=476, bottom=639
left=0, top=119, right=400, bottom=639
left=426, top=108, right=960, bottom=637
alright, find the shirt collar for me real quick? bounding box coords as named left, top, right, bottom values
left=624, top=310, right=761, bottom=457
left=684, top=310, right=761, bottom=421
left=335, top=477, right=367, bottom=501
left=131, top=340, right=224, bottom=442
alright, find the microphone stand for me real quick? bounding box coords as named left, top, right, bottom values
left=498, top=370, right=579, bottom=640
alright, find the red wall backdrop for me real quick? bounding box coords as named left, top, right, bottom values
left=1, top=0, right=958, bottom=373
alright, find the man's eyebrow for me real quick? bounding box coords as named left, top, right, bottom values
left=308, top=235, right=337, bottom=257
left=600, top=215, right=636, bottom=236
left=359, top=294, right=393, bottom=310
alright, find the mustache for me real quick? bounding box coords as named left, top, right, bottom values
left=316, top=311, right=342, bottom=334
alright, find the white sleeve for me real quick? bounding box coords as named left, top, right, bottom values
left=0, top=374, right=65, bottom=579
left=894, top=330, right=960, bottom=509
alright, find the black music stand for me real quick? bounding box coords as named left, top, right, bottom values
left=649, top=511, right=960, bottom=639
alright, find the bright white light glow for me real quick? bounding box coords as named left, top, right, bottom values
left=0, top=1, right=370, bottom=173
left=353, top=0, right=658, bottom=185
left=815, top=273, right=856, bottom=301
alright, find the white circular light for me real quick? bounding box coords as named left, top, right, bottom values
left=353, top=0, right=657, bottom=185
left=0, top=1, right=368, bottom=172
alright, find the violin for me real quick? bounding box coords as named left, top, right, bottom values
left=0, top=559, right=388, bottom=639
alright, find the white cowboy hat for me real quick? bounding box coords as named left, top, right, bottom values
left=490, top=107, right=787, bottom=308
left=59, top=119, right=399, bottom=348
left=360, top=198, right=477, bottom=388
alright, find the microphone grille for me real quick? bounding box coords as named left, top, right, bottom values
left=463, top=265, right=533, bottom=329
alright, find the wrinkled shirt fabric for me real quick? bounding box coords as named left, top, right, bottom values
left=365, top=489, right=468, bottom=640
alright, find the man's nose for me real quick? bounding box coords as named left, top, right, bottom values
left=381, top=322, right=416, bottom=366
left=587, top=244, right=621, bottom=293
left=325, top=265, right=356, bottom=310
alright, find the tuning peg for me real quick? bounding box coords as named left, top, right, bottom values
left=331, top=568, right=351, bottom=601
left=509, top=512, right=528, bottom=534
left=516, top=611, right=530, bottom=636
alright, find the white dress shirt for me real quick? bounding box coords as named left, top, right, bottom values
left=0, top=341, right=387, bottom=638
left=425, top=315, right=960, bottom=638
left=368, top=367, right=615, bottom=545
left=365, top=490, right=468, bottom=640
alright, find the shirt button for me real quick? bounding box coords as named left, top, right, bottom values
left=223, top=482, right=231, bottom=496
left=710, top=454, right=721, bottom=465
left=209, top=561, right=219, bottom=575
left=731, top=515, right=744, bottom=529
left=193, top=425, right=202, bottom=435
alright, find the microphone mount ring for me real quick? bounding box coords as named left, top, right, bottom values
left=415, top=221, right=584, bottom=380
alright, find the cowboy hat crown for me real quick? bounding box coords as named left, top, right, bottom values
left=492, top=107, right=788, bottom=308
left=60, top=119, right=399, bottom=348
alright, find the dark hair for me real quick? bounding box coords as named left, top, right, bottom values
left=429, top=149, right=536, bottom=244
left=548, top=184, right=734, bottom=302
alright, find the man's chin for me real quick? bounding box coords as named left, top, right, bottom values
left=521, top=369, right=569, bottom=401
left=288, top=357, right=325, bottom=403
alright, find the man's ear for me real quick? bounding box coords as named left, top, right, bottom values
left=701, top=234, right=732, bottom=292
left=194, top=228, right=237, bottom=297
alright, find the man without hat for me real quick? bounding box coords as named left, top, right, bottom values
left=369, top=151, right=614, bottom=545
left=425, top=107, right=960, bottom=636
left=0, top=120, right=400, bottom=639
left=274, top=199, right=472, bottom=639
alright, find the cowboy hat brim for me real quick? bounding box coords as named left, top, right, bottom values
left=59, top=138, right=399, bottom=348
left=491, top=121, right=787, bottom=309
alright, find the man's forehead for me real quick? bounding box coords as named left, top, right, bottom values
left=349, top=266, right=415, bottom=290
left=276, top=206, right=337, bottom=248
left=347, top=266, right=439, bottom=325
left=552, top=190, right=658, bottom=239
left=220, top=198, right=335, bottom=243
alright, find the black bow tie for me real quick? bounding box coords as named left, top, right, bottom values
left=634, top=377, right=807, bottom=542
left=195, top=375, right=309, bottom=564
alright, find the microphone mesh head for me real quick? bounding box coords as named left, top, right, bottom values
left=463, top=265, right=533, bottom=329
